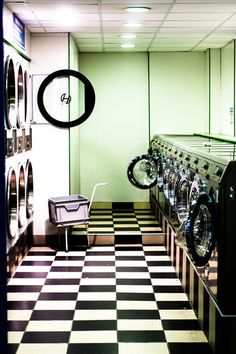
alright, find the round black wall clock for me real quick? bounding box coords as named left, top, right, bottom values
left=37, top=69, right=95, bottom=128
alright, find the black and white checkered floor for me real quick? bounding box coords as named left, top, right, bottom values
left=70, top=207, right=163, bottom=245
left=7, top=208, right=212, bottom=354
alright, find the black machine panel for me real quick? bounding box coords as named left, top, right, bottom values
left=127, top=134, right=236, bottom=316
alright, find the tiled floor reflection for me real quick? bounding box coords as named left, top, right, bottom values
left=7, top=245, right=212, bottom=354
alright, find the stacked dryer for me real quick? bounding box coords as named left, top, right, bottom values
left=4, top=43, right=34, bottom=276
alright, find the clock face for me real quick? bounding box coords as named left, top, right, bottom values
left=37, top=69, right=95, bottom=128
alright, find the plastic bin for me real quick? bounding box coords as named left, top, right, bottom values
left=48, top=194, right=89, bottom=227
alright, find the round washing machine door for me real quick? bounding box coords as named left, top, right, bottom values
left=16, top=64, right=24, bottom=128
left=25, top=160, right=34, bottom=218
left=175, top=170, right=190, bottom=224
left=5, top=57, right=16, bottom=129
left=127, top=154, right=157, bottom=189
left=7, top=168, right=18, bottom=239
left=188, top=176, right=201, bottom=209
left=162, top=159, right=172, bottom=199
left=168, top=163, right=177, bottom=204
left=185, top=193, right=216, bottom=267
left=18, top=164, right=26, bottom=227
left=156, top=156, right=165, bottom=189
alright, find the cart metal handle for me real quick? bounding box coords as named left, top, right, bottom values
left=88, top=182, right=108, bottom=214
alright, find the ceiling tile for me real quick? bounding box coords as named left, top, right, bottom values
left=172, top=3, right=236, bottom=12
left=151, top=38, right=200, bottom=45
left=101, top=4, right=171, bottom=13
left=101, top=13, right=165, bottom=21
left=162, top=20, right=222, bottom=28
left=101, top=0, right=172, bottom=4
left=221, top=20, right=236, bottom=27
left=3, top=0, right=236, bottom=52
left=72, top=33, right=102, bottom=39
left=103, top=33, right=153, bottom=39
left=177, top=0, right=236, bottom=3
left=167, top=12, right=231, bottom=21
left=156, top=32, right=205, bottom=39
left=39, top=20, right=100, bottom=28
left=28, top=27, right=46, bottom=33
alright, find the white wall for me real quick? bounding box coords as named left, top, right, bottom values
left=209, top=49, right=221, bottom=134
left=30, top=34, right=70, bottom=236
left=68, top=35, right=80, bottom=195
left=220, top=41, right=235, bottom=136
left=149, top=52, right=207, bottom=136
left=77, top=52, right=149, bottom=203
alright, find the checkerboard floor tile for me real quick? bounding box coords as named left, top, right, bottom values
left=7, top=245, right=212, bottom=354
left=71, top=208, right=162, bottom=237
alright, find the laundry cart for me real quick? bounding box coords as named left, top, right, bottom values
left=48, top=183, right=108, bottom=251
left=48, top=194, right=89, bottom=251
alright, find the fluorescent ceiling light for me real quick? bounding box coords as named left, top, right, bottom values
left=124, top=22, right=142, bottom=28
left=120, top=34, right=137, bottom=39
left=54, top=6, right=77, bottom=24
left=121, top=43, right=135, bottom=48
left=125, top=7, right=151, bottom=13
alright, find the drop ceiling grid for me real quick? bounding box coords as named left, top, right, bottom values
left=3, top=0, right=236, bottom=52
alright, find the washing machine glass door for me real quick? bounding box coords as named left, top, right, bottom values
left=7, top=168, right=17, bottom=239
left=127, top=154, right=157, bottom=189
left=188, top=177, right=200, bottom=208
left=156, top=157, right=165, bottom=188
left=168, top=164, right=176, bottom=205
left=186, top=193, right=216, bottom=267
left=175, top=173, right=189, bottom=224
left=17, top=64, right=24, bottom=128
left=5, top=57, right=16, bottom=129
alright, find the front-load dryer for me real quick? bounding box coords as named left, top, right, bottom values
left=127, top=154, right=158, bottom=190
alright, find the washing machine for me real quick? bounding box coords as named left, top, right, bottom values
left=4, top=43, right=34, bottom=272
left=5, top=154, right=34, bottom=252
left=4, top=43, right=32, bottom=158
left=185, top=156, right=218, bottom=267
left=150, top=134, right=236, bottom=316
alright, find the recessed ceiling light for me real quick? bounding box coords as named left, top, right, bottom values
left=124, top=22, right=142, bottom=28
left=125, top=7, right=151, bottom=13
left=54, top=5, right=77, bottom=24
left=121, top=43, right=135, bottom=48
left=120, top=34, right=137, bottom=39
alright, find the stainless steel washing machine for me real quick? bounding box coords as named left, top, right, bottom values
left=150, top=134, right=236, bottom=316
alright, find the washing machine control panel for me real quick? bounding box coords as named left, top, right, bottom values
left=198, top=159, right=214, bottom=178
left=211, top=163, right=225, bottom=182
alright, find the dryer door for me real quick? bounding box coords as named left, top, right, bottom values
left=127, top=154, right=157, bottom=189
left=185, top=193, right=216, bottom=267
left=175, top=174, right=189, bottom=224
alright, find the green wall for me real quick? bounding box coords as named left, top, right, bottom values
left=149, top=52, right=207, bottom=136
left=208, top=49, right=221, bottom=134
left=77, top=52, right=149, bottom=203
left=69, top=50, right=210, bottom=202
left=69, top=44, right=236, bottom=202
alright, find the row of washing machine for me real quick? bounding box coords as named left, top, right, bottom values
left=128, top=134, right=236, bottom=316
left=4, top=43, right=32, bottom=157
left=4, top=43, right=34, bottom=255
